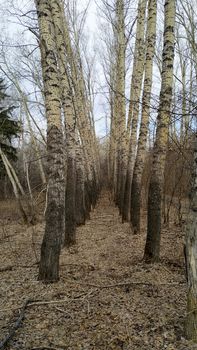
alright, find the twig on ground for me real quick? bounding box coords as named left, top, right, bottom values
left=0, top=262, right=39, bottom=272
left=73, top=281, right=185, bottom=289
left=26, top=299, right=69, bottom=307
left=0, top=290, right=97, bottom=314
left=0, top=233, right=18, bottom=243
left=0, top=299, right=31, bottom=349
left=60, top=263, right=95, bottom=270
left=0, top=266, right=13, bottom=272
left=27, top=291, right=93, bottom=307
left=31, top=347, right=62, bottom=350
left=55, top=307, right=74, bottom=319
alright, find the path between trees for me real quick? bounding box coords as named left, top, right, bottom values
left=0, top=192, right=192, bottom=349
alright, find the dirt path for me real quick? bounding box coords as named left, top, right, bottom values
left=0, top=192, right=192, bottom=349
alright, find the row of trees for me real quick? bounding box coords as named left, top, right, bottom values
left=0, top=0, right=101, bottom=280
left=106, top=0, right=176, bottom=259
left=103, top=0, right=196, bottom=255
left=101, top=0, right=196, bottom=340
left=35, top=0, right=101, bottom=281
left=0, top=0, right=196, bottom=342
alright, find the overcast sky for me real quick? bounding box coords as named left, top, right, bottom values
left=0, top=0, right=112, bottom=137
left=0, top=0, right=192, bottom=140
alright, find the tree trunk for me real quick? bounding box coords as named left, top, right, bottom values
left=130, top=0, right=157, bottom=233
left=50, top=0, right=78, bottom=247
left=144, top=0, right=176, bottom=262
left=75, top=174, right=86, bottom=225
left=0, top=149, right=28, bottom=224
left=114, top=0, right=126, bottom=211
left=122, top=0, right=147, bottom=222
left=64, top=154, right=76, bottom=246
left=35, top=0, right=65, bottom=282
left=185, top=134, right=197, bottom=342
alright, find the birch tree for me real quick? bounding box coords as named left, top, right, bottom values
left=58, top=2, right=99, bottom=218
left=185, top=133, right=197, bottom=342
left=122, top=0, right=147, bottom=221
left=51, top=0, right=77, bottom=247
left=144, top=0, right=176, bottom=262
left=35, top=0, right=65, bottom=282
left=114, top=0, right=127, bottom=210
left=130, top=0, right=157, bottom=233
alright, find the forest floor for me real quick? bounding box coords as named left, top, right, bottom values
left=0, top=192, right=195, bottom=350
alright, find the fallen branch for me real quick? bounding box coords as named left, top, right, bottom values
left=27, top=292, right=91, bottom=307
left=0, top=291, right=95, bottom=314
left=73, top=281, right=185, bottom=289
left=0, top=266, right=13, bottom=272
left=55, top=307, right=74, bottom=319
left=0, top=263, right=38, bottom=273
left=0, top=299, right=31, bottom=349
left=26, top=298, right=69, bottom=307
left=60, top=263, right=95, bottom=270
left=0, top=233, right=18, bottom=243
left=31, top=347, right=61, bottom=350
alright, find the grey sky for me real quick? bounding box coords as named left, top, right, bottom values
left=0, top=0, right=195, bottom=140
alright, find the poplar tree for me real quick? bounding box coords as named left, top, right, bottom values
left=114, top=0, right=126, bottom=208
left=185, top=133, right=197, bottom=342
left=51, top=0, right=77, bottom=246
left=35, top=0, right=65, bottom=282
left=130, top=0, right=157, bottom=233
left=144, top=0, right=176, bottom=262
left=122, top=0, right=147, bottom=221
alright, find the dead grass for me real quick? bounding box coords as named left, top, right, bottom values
left=0, top=192, right=195, bottom=350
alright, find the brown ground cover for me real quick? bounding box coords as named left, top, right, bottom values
left=0, top=193, right=195, bottom=349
